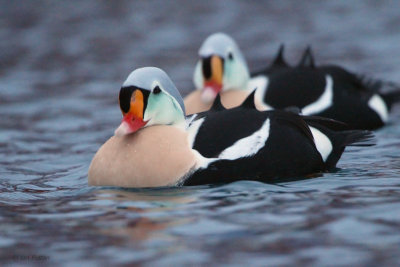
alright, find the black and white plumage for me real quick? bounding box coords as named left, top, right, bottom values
left=90, top=67, right=374, bottom=188
left=183, top=93, right=374, bottom=186
left=189, top=33, right=400, bottom=128
left=251, top=46, right=400, bottom=129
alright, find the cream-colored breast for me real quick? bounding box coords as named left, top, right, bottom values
left=184, top=90, right=212, bottom=115
left=88, top=125, right=197, bottom=188
left=184, top=90, right=253, bottom=115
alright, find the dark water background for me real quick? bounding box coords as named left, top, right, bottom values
left=1, top=1, right=400, bottom=266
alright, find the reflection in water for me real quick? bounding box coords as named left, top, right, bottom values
left=95, top=188, right=197, bottom=242
left=1, top=1, right=400, bottom=266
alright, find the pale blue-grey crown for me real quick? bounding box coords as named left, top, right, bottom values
left=123, top=67, right=185, bottom=114
left=199, top=32, right=245, bottom=62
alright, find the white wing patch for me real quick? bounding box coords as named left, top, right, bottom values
left=218, top=119, right=270, bottom=160
left=248, top=76, right=273, bottom=111
left=368, top=94, right=389, bottom=123
left=187, top=117, right=205, bottom=148
left=302, top=75, right=333, bottom=115
left=309, top=127, right=332, bottom=162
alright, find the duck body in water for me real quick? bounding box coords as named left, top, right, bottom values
left=89, top=67, right=374, bottom=188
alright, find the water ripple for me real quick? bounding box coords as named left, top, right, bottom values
left=1, top=1, right=400, bottom=266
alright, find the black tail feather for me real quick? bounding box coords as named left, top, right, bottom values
left=310, top=123, right=375, bottom=170
left=382, top=90, right=400, bottom=108
left=356, top=73, right=398, bottom=92
left=356, top=73, right=400, bottom=108
left=341, top=130, right=375, bottom=147
left=303, top=115, right=350, bottom=131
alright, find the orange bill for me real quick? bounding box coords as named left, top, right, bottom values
left=115, top=90, right=148, bottom=136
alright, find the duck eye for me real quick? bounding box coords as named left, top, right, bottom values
left=153, top=86, right=161, bottom=94
left=228, top=52, right=234, bottom=60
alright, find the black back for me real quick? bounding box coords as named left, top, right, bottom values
left=187, top=108, right=324, bottom=185
left=264, top=67, right=327, bottom=109
left=249, top=47, right=399, bottom=129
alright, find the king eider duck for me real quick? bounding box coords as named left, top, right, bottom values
left=184, top=32, right=270, bottom=114
left=89, top=67, right=374, bottom=188
left=185, top=32, right=400, bottom=129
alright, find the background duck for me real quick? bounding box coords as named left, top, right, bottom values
left=186, top=32, right=400, bottom=129
left=89, top=67, right=374, bottom=188
left=184, top=32, right=269, bottom=114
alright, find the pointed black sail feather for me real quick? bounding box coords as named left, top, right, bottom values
left=271, top=44, right=288, bottom=67
left=240, top=89, right=257, bottom=109
left=210, top=93, right=226, bottom=112
left=298, top=46, right=315, bottom=68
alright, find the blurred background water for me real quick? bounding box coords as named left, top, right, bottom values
left=1, top=1, right=400, bottom=266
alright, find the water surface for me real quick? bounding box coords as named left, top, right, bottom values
left=1, top=1, right=400, bottom=266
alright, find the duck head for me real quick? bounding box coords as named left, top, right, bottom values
left=193, top=33, right=250, bottom=104
left=115, top=67, right=186, bottom=136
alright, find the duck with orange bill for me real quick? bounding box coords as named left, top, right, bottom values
left=89, top=67, right=374, bottom=188
left=185, top=32, right=400, bottom=129
left=184, top=32, right=270, bottom=114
